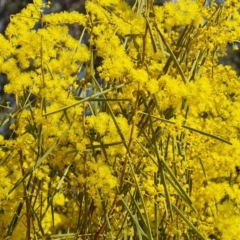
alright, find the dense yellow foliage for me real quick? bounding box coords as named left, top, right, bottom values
left=1, top=0, right=240, bottom=239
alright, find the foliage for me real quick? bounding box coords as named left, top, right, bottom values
left=1, top=0, right=240, bottom=239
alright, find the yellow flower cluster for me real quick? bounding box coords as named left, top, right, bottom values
left=1, top=0, right=240, bottom=239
